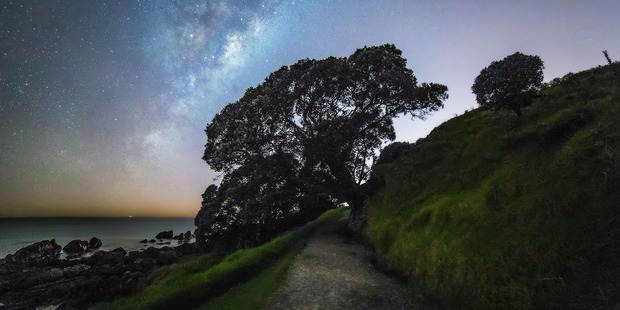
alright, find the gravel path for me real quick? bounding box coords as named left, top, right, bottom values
left=267, top=216, right=421, bottom=310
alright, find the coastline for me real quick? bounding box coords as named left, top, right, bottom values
left=0, top=217, right=195, bottom=258
left=0, top=235, right=203, bottom=309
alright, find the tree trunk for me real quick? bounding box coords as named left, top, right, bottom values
left=603, top=50, right=612, bottom=65
left=346, top=194, right=366, bottom=232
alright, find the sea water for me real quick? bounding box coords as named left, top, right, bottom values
left=0, top=217, right=195, bottom=258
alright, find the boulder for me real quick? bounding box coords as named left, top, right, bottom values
left=155, top=230, right=173, bottom=239
left=63, top=240, right=89, bottom=254
left=88, top=251, right=124, bottom=266
left=130, top=258, right=156, bottom=271
left=148, top=239, right=156, bottom=243
left=142, top=247, right=161, bottom=259
left=157, top=250, right=177, bottom=265
left=173, top=231, right=192, bottom=241
left=66, top=253, right=83, bottom=260
left=63, top=264, right=90, bottom=276
left=0, top=244, right=167, bottom=309
left=174, top=242, right=199, bottom=256
left=139, top=239, right=148, bottom=243
left=89, top=237, right=102, bottom=249
left=5, top=239, right=62, bottom=265
left=127, top=250, right=144, bottom=259
left=111, top=247, right=126, bottom=256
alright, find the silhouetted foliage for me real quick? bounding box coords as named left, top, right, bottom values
left=362, top=142, right=412, bottom=199
left=547, top=72, right=576, bottom=89
left=195, top=44, right=448, bottom=250
left=472, top=52, right=544, bottom=116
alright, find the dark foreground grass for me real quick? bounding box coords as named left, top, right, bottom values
left=197, top=244, right=302, bottom=309
left=91, top=207, right=348, bottom=310
left=364, top=63, right=620, bottom=308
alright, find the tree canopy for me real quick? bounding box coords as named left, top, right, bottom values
left=472, top=52, right=544, bottom=116
left=195, top=44, right=448, bottom=250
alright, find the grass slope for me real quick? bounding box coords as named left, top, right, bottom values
left=364, top=64, right=620, bottom=308
left=91, top=208, right=348, bottom=310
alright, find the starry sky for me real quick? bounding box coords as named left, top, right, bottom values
left=1, top=1, right=619, bottom=218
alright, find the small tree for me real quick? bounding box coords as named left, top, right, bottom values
left=472, top=52, right=544, bottom=116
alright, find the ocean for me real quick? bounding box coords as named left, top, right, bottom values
left=0, top=217, right=196, bottom=259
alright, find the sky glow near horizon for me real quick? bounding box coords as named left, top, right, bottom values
left=1, top=1, right=619, bottom=217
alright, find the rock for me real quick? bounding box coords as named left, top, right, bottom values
left=65, top=253, right=82, bottom=260
left=125, top=277, right=135, bottom=288
left=155, top=230, right=173, bottom=239
left=174, top=242, right=199, bottom=256
left=89, top=237, right=102, bottom=249
left=139, top=239, right=148, bottom=243
left=121, top=270, right=131, bottom=281
left=64, top=264, right=90, bottom=276
left=33, top=306, right=58, bottom=310
left=157, top=250, right=177, bottom=265
left=127, top=250, right=144, bottom=259
left=111, top=247, right=126, bottom=256
left=173, top=231, right=192, bottom=241
left=5, top=239, right=62, bottom=265
left=40, top=267, right=65, bottom=282
left=0, top=243, right=170, bottom=309
left=130, top=258, right=155, bottom=271
left=88, top=251, right=124, bottom=266
left=63, top=240, right=89, bottom=254
left=148, top=239, right=156, bottom=243
left=142, top=247, right=161, bottom=259
left=0, top=238, right=191, bottom=309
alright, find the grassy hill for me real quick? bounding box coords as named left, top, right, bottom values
left=364, top=63, right=620, bottom=308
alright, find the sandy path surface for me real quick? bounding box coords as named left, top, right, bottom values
left=267, top=216, right=421, bottom=310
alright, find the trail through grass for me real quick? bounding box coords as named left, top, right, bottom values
left=91, top=207, right=348, bottom=310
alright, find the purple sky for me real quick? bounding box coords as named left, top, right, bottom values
left=1, top=0, right=619, bottom=217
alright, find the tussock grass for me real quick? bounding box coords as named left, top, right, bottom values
left=197, top=245, right=301, bottom=309
left=91, top=207, right=348, bottom=310
left=364, top=63, right=620, bottom=308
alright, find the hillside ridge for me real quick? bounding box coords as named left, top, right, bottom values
left=363, top=63, right=620, bottom=308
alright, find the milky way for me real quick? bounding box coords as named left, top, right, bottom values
left=1, top=1, right=619, bottom=217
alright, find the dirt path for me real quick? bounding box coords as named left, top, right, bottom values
left=267, top=216, right=421, bottom=310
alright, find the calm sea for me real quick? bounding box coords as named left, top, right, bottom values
left=0, top=217, right=196, bottom=259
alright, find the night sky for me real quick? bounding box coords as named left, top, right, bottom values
left=1, top=1, right=619, bottom=217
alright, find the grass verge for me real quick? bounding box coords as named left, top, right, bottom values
left=197, top=244, right=302, bottom=309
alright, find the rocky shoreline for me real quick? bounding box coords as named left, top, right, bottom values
left=0, top=232, right=202, bottom=310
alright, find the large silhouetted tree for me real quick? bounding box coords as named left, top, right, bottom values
left=195, top=44, right=448, bottom=250
left=472, top=52, right=544, bottom=116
